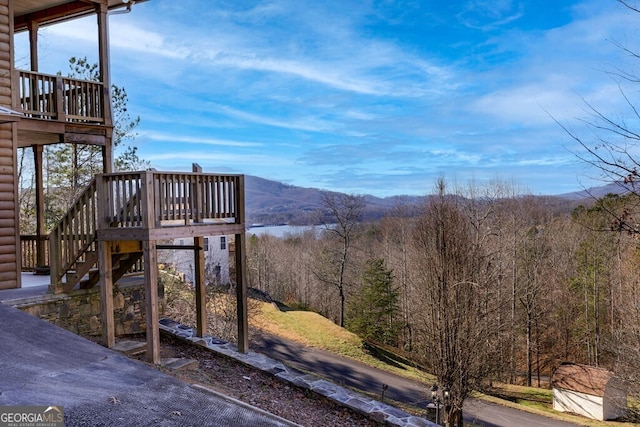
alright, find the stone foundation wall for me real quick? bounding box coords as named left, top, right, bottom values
left=13, top=279, right=164, bottom=337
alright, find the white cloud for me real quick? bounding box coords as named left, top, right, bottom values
left=109, top=22, right=188, bottom=59
left=145, top=151, right=292, bottom=167
left=469, top=81, right=585, bottom=126
left=85, top=0, right=640, bottom=196
left=142, top=132, right=263, bottom=148
left=105, top=1, right=458, bottom=99
left=457, top=0, right=524, bottom=31
left=209, top=104, right=337, bottom=132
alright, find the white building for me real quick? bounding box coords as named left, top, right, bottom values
left=168, top=235, right=233, bottom=285
left=553, top=363, right=627, bottom=421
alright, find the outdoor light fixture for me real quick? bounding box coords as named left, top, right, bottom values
left=430, top=384, right=452, bottom=426
left=431, top=384, right=442, bottom=425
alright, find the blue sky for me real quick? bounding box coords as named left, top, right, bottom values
left=17, top=0, right=640, bottom=197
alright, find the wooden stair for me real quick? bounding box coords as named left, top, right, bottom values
left=64, top=251, right=98, bottom=291
left=62, top=242, right=143, bottom=293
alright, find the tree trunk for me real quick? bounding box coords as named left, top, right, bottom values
left=339, top=284, right=345, bottom=327
left=445, top=406, right=463, bottom=427
left=526, top=315, right=532, bottom=387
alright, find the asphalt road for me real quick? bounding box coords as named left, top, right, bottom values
left=252, top=334, right=580, bottom=427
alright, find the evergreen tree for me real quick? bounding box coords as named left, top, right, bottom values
left=347, top=258, right=401, bottom=346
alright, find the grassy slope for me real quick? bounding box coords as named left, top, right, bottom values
left=250, top=301, right=432, bottom=384
left=250, top=301, right=639, bottom=427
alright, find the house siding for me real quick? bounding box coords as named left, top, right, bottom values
left=0, top=0, right=19, bottom=290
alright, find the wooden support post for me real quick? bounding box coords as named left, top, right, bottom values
left=192, top=164, right=205, bottom=344
left=96, top=177, right=114, bottom=347
left=33, top=145, right=45, bottom=267
left=192, top=163, right=202, bottom=224
left=97, top=3, right=113, bottom=173
left=194, top=235, right=207, bottom=337
left=144, top=239, right=160, bottom=364
left=142, top=170, right=160, bottom=363
left=48, top=228, right=59, bottom=292
left=99, top=240, right=115, bottom=348
left=28, top=21, right=38, bottom=71
left=234, top=175, right=248, bottom=353
left=235, top=232, right=248, bottom=353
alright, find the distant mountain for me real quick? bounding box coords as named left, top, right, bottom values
left=554, top=181, right=635, bottom=201
left=244, top=175, right=425, bottom=225
left=245, top=176, right=325, bottom=225
left=245, top=175, right=636, bottom=226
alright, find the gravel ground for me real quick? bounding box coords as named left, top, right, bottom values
left=127, top=333, right=381, bottom=427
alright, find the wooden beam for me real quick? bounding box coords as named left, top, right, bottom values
left=235, top=175, right=248, bottom=353
left=148, top=224, right=245, bottom=240
left=98, top=240, right=115, bottom=348
left=33, top=145, right=45, bottom=267
left=48, top=227, right=61, bottom=293
left=144, top=239, right=160, bottom=364
left=96, top=2, right=113, bottom=173
left=64, top=132, right=107, bottom=145
left=235, top=232, right=248, bottom=353
left=194, top=235, right=206, bottom=337
left=109, top=240, right=142, bottom=254
left=28, top=22, right=38, bottom=71
left=97, top=223, right=245, bottom=242
left=15, top=1, right=98, bottom=32
left=142, top=170, right=160, bottom=363
left=156, top=244, right=200, bottom=250
left=16, top=120, right=66, bottom=135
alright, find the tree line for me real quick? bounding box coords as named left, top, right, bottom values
left=245, top=182, right=640, bottom=425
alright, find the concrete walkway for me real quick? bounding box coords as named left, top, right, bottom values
left=0, top=303, right=297, bottom=427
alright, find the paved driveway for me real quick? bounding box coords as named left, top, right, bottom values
left=0, top=303, right=296, bottom=427
left=252, top=334, right=580, bottom=427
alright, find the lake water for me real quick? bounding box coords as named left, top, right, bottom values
left=247, top=225, right=324, bottom=238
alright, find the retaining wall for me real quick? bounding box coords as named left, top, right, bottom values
left=11, top=279, right=163, bottom=337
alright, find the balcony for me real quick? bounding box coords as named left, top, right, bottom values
left=16, top=69, right=105, bottom=123
left=14, top=69, right=110, bottom=147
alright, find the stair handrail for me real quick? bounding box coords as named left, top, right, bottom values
left=48, top=170, right=245, bottom=291
left=49, top=178, right=99, bottom=289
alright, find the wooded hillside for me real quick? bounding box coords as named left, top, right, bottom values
left=244, top=181, right=640, bottom=421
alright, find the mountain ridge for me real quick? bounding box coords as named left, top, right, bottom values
left=245, top=175, right=428, bottom=225
left=245, top=175, right=631, bottom=226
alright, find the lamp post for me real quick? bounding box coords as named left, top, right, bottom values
left=430, top=384, right=440, bottom=425
left=430, top=384, right=451, bottom=426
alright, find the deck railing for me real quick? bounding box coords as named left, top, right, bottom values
left=49, top=178, right=99, bottom=285
left=20, top=235, right=49, bottom=271
left=16, top=70, right=105, bottom=123
left=49, top=171, right=244, bottom=286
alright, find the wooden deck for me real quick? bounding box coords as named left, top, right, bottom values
left=29, top=169, right=249, bottom=363
left=48, top=170, right=245, bottom=292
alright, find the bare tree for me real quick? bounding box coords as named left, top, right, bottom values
left=557, top=0, right=640, bottom=407
left=555, top=1, right=640, bottom=236
left=516, top=224, right=552, bottom=386
left=411, top=179, right=497, bottom=427
left=315, top=193, right=365, bottom=327
left=380, top=202, right=417, bottom=350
